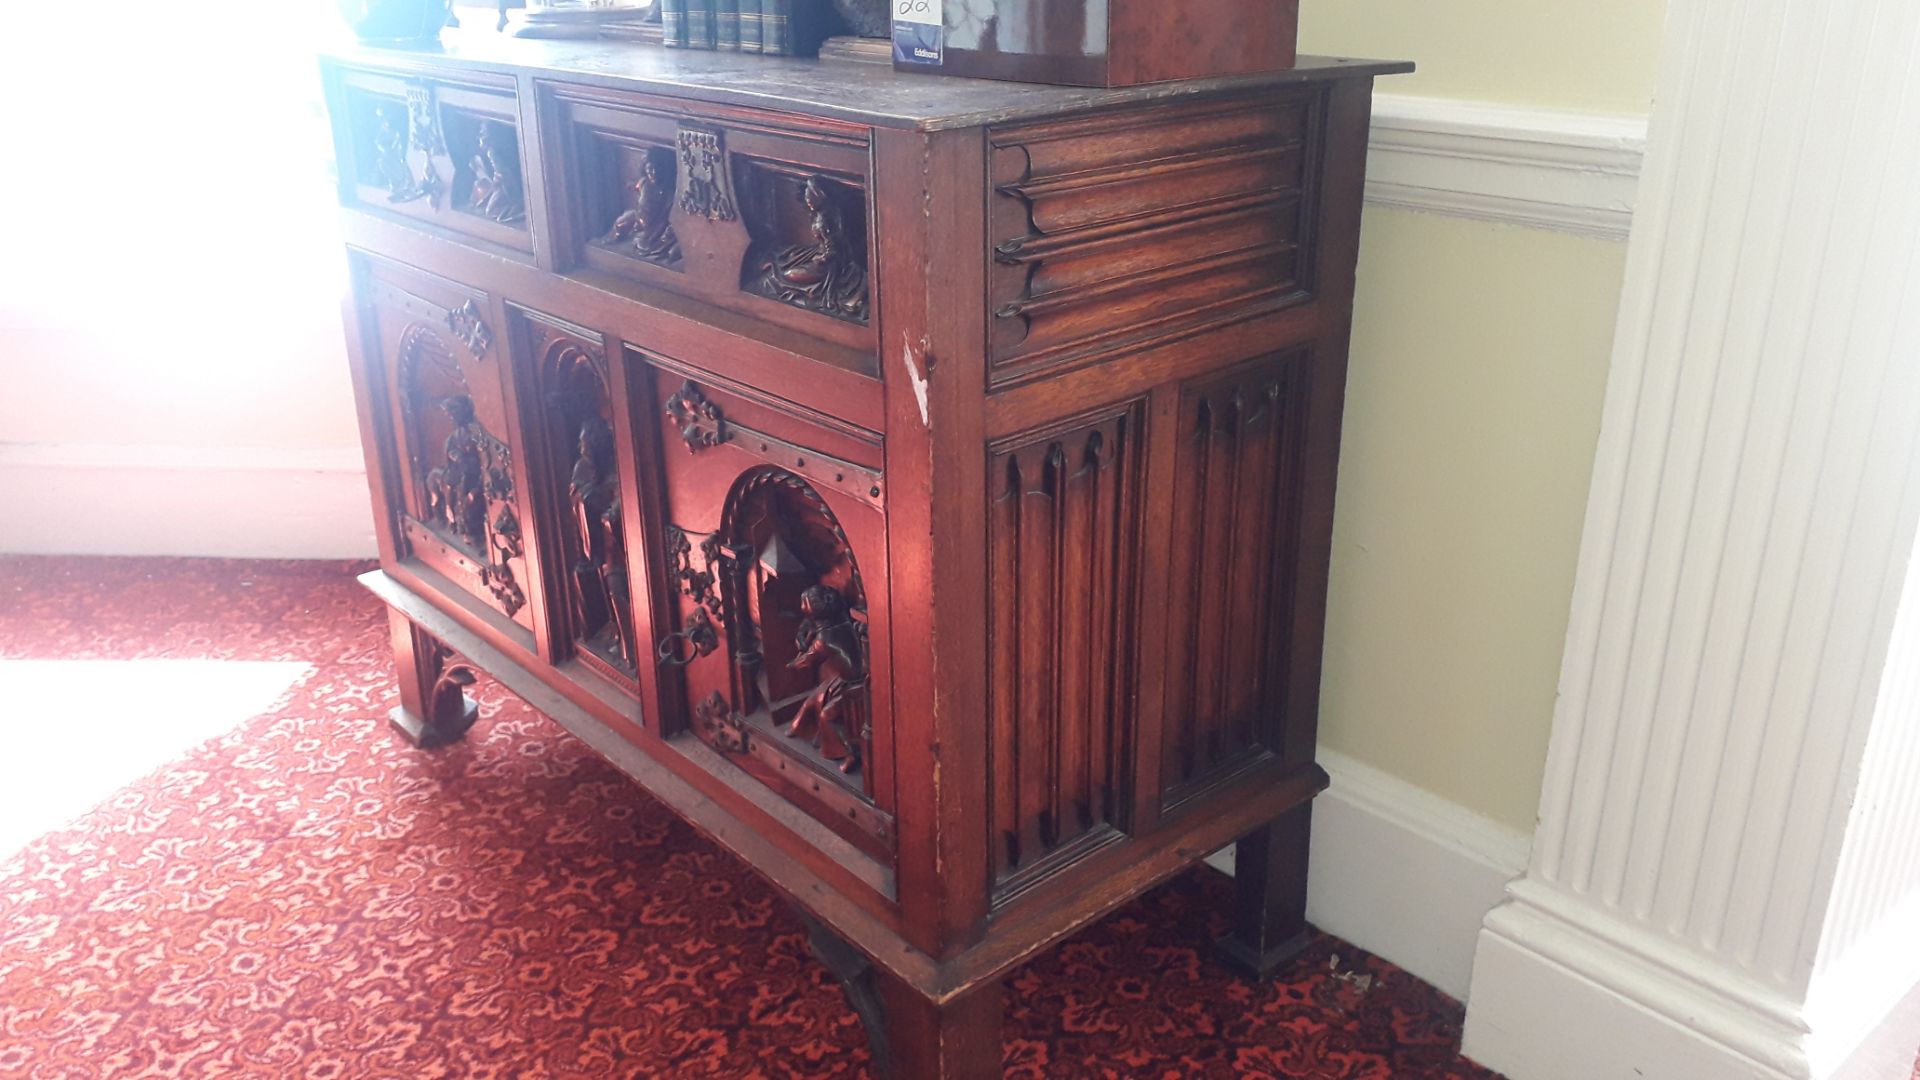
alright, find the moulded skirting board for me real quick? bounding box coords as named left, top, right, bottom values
left=1366, top=94, right=1649, bottom=240
left=1464, top=884, right=1813, bottom=1080
left=1207, top=748, right=1532, bottom=1001
left=0, top=442, right=378, bottom=559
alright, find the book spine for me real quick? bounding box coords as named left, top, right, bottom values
left=717, top=0, right=740, bottom=50
left=760, top=0, right=788, bottom=55
left=661, top=0, right=688, bottom=46
left=737, top=0, right=763, bottom=53
left=687, top=0, right=717, bottom=49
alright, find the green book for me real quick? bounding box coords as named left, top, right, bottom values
left=738, top=0, right=763, bottom=53
left=660, top=0, right=688, bottom=46
left=717, top=0, right=740, bottom=49
left=760, top=0, right=788, bottom=55
left=687, top=0, right=717, bottom=48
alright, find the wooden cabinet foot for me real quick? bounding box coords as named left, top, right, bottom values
left=799, top=912, right=1004, bottom=1079
left=1214, top=801, right=1314, bottom=981
left=386, top=608, right=480, bottom=749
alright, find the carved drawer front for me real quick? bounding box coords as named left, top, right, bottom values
left=1158, top=352, right=1309, bottom=810
left=986, top=404, right=1145, bottom=905
left=988, top=91, right=1320, bottom=388
left=508, top=308, right=641, bottom=694
left=552, top=88, right=876, bottom=373
left=358, top=263, right=537, bottom=644
left=639, top=357, right=895, bottom=860
left=337, top=69, right=532, bottom=254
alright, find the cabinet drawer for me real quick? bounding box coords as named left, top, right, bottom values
left=335, top=69, right=534, bottom=255
left=637, top=355, right=896, bottom=861
left=548, top=86, right=878, bottom=374
left=355, top=260, right=538, bottom=646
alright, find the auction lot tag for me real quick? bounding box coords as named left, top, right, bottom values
left=893, top=0, right=943, bottom=65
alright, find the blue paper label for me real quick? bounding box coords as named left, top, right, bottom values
left=892, top=0, right=942, bottom=65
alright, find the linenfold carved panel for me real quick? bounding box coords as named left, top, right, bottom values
left=988, top=92, right=1319, bottom=386
left=1159, top=355, right=1306, bottom=807
left=987, top=404, right=1143, bottom=897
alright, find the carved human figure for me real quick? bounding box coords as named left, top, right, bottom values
left=607, top=155, right=681, bottom=264
left=567, top=417, right=630, bottom=663
left=466, top=122, right=523, bottom=224
left=785, top=584, right=866, bottom=772
left=372, top=106, right=418, bottom=202
left=425, top=399, right=486, bottom=547
left=753, top=176, right=868, bottom=322
left=600, top=499, right=636, bottom=665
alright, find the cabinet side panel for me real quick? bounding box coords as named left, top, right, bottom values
left=987, top=91, right=1319, bottom=389
left=1159, top=352, right=1308, bottom=809
left=986, top=404, right=1143, bottom=901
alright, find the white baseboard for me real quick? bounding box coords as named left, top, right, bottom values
left=1367, top=94, right=1648, bottom=240
left=1208, top=748, right=1531, bottom=1001
left=1464, top=882, right=1814, bottom=1080
left=0, top=442, right=378, bottom=559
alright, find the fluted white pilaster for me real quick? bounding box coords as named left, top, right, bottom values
left=1459, top=0, right=1920, bottom=1073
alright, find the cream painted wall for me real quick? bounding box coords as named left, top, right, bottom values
left=1303, top=0, right=1667, bottom=111
left=1318, top=211, right=1626, bottom=831
left=1298, top=4, right=1661, bottom=831
left=0, top=5, right=373, bottom=557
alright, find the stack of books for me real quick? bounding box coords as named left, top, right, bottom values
left=660, top=0, right=830, bottom=55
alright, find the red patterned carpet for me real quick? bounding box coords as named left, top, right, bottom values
left=0, top=557, right=1503, bottom=1079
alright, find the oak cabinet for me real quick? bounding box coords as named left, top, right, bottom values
left=323, top=35, right=1407, bottom=1078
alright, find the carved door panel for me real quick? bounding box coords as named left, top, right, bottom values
left=1157, top=351, right=1309, bottom=811
left=359, top=262, right=537, bottom=642
left=638, top=357, right=895, bottom=861
left=509, top=308, right=641, bottom=693
left=985, top=404, right=1145, bottom=904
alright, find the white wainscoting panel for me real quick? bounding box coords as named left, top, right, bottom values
left=1367, top=94, right=1648, bottom=240
left=0, top=443, right=378, bottom=559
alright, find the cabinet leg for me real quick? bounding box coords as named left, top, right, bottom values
left=385, top=608, right=479, bottom=749
left=799, top=913, right=1003, bottom=1080
left=1214, top=800, right=1314, bottom=981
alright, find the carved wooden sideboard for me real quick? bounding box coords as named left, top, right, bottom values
left=321, top=37, right=1407, bottom=1079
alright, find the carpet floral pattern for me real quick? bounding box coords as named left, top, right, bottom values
left=0, top=557, right=1503, bottom=1079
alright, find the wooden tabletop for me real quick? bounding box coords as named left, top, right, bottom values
left=323, top=30, right=1414, bottom=131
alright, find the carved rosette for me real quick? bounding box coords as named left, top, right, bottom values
left=691, top=690, right=745, bottom=752
left=664, top=381, right=728, bottom=453
left=444, top=300, right=492, bottom=360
